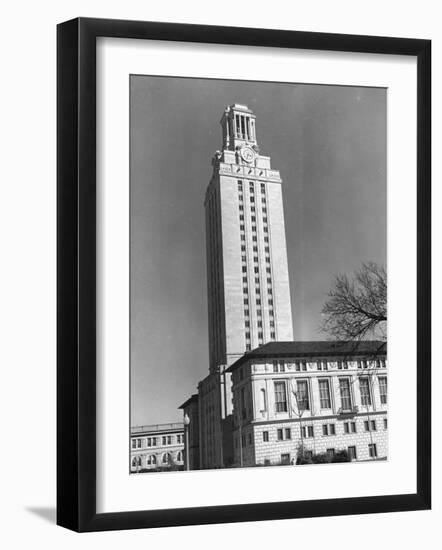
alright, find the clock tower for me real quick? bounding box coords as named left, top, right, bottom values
left=198, top=104, right=294, bottom=468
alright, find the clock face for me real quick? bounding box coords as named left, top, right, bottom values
left=241, top=146, right=255, bottom=163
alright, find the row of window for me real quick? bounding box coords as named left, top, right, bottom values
left=272, top=359, right=387, bottom=373
left=131, top=433, right=184, bottom=449
left=271, top=376, right=387, bottom=415
left=131, top=450, right=184, bottom=468
left=258, top=417, right=387, bottom=444
left=238, top=179, right=275, bottom=350
left=276, top=444, right=378, bottom=463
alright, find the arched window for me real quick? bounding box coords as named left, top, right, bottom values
left=176, top=450, right=183, bottom=462
left=162, top=452, right=171, bottom=465
left=131, top=457, right=137, bottom=467
left=147, top=455, right=156, bottom=466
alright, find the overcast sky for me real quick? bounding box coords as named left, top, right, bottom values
left=130, top=75, right=386, bottom=426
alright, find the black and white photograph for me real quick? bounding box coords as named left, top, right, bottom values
left=129, top=76, right=387, bottom=473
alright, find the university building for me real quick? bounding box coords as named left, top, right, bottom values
left=179, top=104, right=387, bottom=469
left=130, top=422, right=184, bottom=473
left=227, top=341, right=387, bottom=466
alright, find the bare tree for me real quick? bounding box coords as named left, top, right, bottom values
left=321, top=262, right=387, bottom=341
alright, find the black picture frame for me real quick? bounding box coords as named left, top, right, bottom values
left=57, top=17, right=431, bottom=532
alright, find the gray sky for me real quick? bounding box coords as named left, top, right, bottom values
left=130, top=76, right=386, bottom=426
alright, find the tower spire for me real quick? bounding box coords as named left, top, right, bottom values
left=220, top=104, right=258, bottom=151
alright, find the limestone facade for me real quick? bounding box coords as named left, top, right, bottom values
left=227, top=341, right=387, bottom=467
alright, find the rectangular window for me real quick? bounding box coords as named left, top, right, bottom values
left=131, top=439, right=136, bottom=449
left=322, top=424, right=328, bottom=436
left=301, top=426, right=314, bottom=439
left=359, top=377, right=372, bottom=406
left=318, top=379, right=331, bottom=409
left=285, top=428, right=291, bottom=439
left=348, top=446, right=357, bottom=460
left=263, top=431, right=269, bottom=442
left=273, top=361, right=278, bottom=373
left=384, top=418, right=388, bottom=429
left=277, top=428, right=283, bottom=441
left=368, top=443, right=378, bottom=458
left=270, top=331, right=276, bottom=339
left=326, top=448, right=335, bottom=458
left=371, top=420, right=377, bottom=431
left=329, top=424, right=336, bottom=435
left=364, top=420, right=370, bottom=432
left=167, top=435, right=172, bottom=445
left=162, top=436, right=167, bottom=445
left=296, top=380, right=310, bottom=411
left=339, top=378, right=352, bottom=411
left=344, top=422, right=349, bottom=434
left=351, top=421, right=357, bottom=433
left=379, top=376, right=387, bottom=404
left=274, top=381, right=288, bottom=413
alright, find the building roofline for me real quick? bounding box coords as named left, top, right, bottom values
left=226, top=340, right=387, bottom=373
left=178, top=393, right=199, bottom=409
left=130, top=422, right=184, bottom=435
